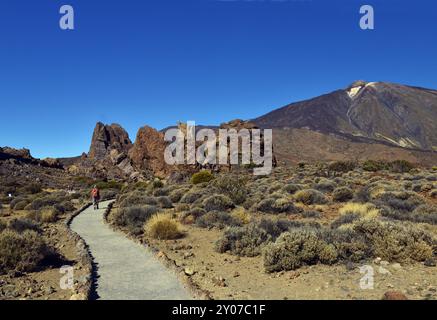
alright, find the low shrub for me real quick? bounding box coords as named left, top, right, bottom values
left=196, top=211, right=241, bottom=229
left=294, top=189, right=328, bottom=205
left=156, top=196, right=173, bottom=209
left=191, top=171, right=214, bottom=185
left=13, top=200, right=29, bottom=211
left=313, top=180, right=336, bottom=193
left=263, top=218, right=435, bottom=273
left=362, top=160, right=390, bottom=172
left=8, top=218, right=41, bottom=233
left=0, top=221, right=6, bottom=232
left=283, top=183, right=302, bottom=195
left=118, top=192, right=158, bottom=208
left=180, top=191, right=203, bottom=204
left=169, top=188, right=190, bottom=203
left=300, top=210, right=322, bottom=219
left=332, top=187, right=354, bottom=202
left=0, top=230, right=50, bottom=274
left=215, top=224, right=272, bottom=257
left=381, top=204, right=437, bottom=225
left=254, top=198, right=300, bottom=214
left=213, top=175, right=247, bottom=205
left=263, top=228, right=337, bottom=272
left=390, top=160, right=414, bottom=173
left=24, top=183, right=42, bottom=194
left=328, top=161, right=356, bottom=173
left=113, top=205, right=158, bottom=235
left=430, top=189, right=437, bottom=198
left=339, top=203, right=379, bottom=220
left=353, top=219, right=434, bottom=262
left=95, top=180, right=123, bottom=190
left=330, top=213, right=360, bottom=229
left=231, top=207, right=250, bottom=224
left=144, top=214, right=182, bottom=240
left=39, top=207, right=60, bottom=223
left=203, top=195, right=234, bottom=212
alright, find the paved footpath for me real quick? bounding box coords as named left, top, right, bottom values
left=70, top=200, right=191, bottom=300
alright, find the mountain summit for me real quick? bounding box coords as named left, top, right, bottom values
left=254, top=81, right=437, bottom=151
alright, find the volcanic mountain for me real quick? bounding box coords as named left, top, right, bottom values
left=254, top=81, right=437, bottom=151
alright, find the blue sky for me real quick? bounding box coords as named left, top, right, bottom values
left=0, top=0, right=436, bottom=158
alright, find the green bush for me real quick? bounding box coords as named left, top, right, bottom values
left=215, top=224, right=272, bottom=257
left=213, top=175, right=247, bottom=205
left=0, top=230, right=50, bottom=274
left=203, top=195, right=234, bottom=212
left=94, top=180, right=123, bottom=190
left=362, top=160, right=390, bottom=172
left=294, top=189, right=328, bottom=205
left=332, top=187, right=354, bottom=202
left=328, top=161, right=356, bottom=173
left=191, top=171, right=214, bottom=185
left=390, top=160, right=414, bottom=173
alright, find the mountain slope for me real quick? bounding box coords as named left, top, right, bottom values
left=254, top=81, right=437, bottom=151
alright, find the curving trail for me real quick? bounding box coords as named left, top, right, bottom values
left=70, top=200, right=190, bottom=300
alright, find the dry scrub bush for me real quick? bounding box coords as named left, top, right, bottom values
left=254, top=198, right=300, bottom=214
left=144, top=213, right=182, bottom=240
left=294, top=189, right=328, bottom=205
left=113, top=205, right=158, bottom=235
left=332, top=187, right=354, bottom=202
left=196, top=211, right=241, bottom=229
left=203, top=194, right=234, bottom=212
left=213, top=175, right=247, bottom=205
left=339, top=203, right=379, bottom=220
left=0, top=229, right=49, bottom=274
left=231, top=207, right=250, bottom=224
left=215, top=224, right=272, bottom=257
left=39, top=207, right=60, bottom=223
left=263, top=228, right=337, bottom=272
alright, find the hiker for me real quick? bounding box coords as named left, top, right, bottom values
left=91, top=185, right=100, bottom=210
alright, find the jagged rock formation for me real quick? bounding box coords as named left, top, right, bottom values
left=129, top=126, right=170, bottom=178
left=88, top=122, right=133, bottom=160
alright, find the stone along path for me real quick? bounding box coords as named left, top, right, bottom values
left=70, top=200, right=191, bottom=300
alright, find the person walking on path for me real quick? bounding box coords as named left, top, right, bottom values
left=91, top=185, right=101, bottom=210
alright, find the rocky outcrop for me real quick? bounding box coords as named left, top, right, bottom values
left=88, top=123, right=133, bottom=160
left=67, top=122, right=139, bottom=180
left=129, top=126, right=170, bottom=178
left=0, top=147, right=33, bottom=161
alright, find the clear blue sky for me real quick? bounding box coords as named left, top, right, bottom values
left=1, top=0, right=436, bottom=158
